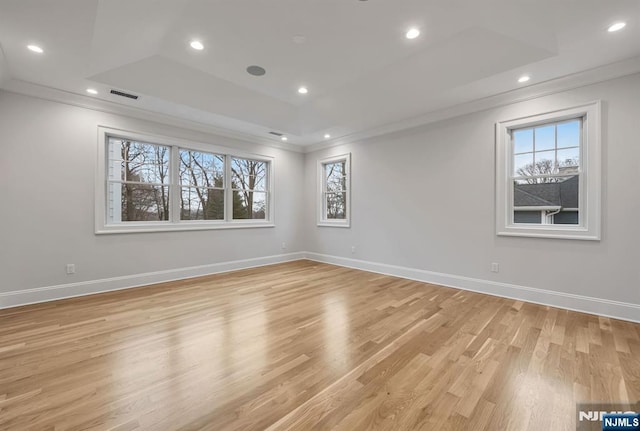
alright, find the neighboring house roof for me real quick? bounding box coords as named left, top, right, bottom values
left=514, top=175, right=578, bottom=209
left=559, top=175, right=579, bottom=208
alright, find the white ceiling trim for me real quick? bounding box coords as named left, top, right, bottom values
left=308, top=55, right=640, bottom=153
left=4, top=54, right=640, bottom=155
left=1, top=79, right=305, bottom=153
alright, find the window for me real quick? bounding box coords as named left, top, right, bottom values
left=179, top=150, right=225, bottom=221
left=231, top=157, right=268, bottom=220
left=318, top=153, right=351, bottom=227
left=96, top=127, right=273, bottom=233
left=108, top=139, right=170, bottom=223
left=495, top=101, right=601, bottom=240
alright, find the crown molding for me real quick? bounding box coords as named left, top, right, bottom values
left=5, top=54, right=640, bottom=156
left=304, top=55, right=640, bottom=153
left=1, top=79, right=306, bottom=153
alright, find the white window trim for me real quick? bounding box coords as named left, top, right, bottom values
left=317, top=153, right=351, bottom=228
left=495, top=101, right=601, bottom=240
left=95, top=126, right=274, bottom=234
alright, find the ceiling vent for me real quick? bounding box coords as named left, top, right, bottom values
left=247, top=65, right=266, bottom=76
left=110, top=89, right=139, bottom=100
left=268, top=131, right=283, bottom=137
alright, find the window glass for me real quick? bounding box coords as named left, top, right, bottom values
left=231, top=158, right=268, bottom=220
left=108, top=138, right=170, bottom=222
left=99, top=130, right=273, bottom=233
left=318, top=155, right=350, bottom=226
left=511, top=118, right=582, bottom=226
left=179, top=150, right=224, bottom=220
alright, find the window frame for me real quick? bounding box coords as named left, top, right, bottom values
left=95, top=126, right=274, bottom=234
left=495, top=101, right=601, bottom=240
left=317, top=153, right=351, bottom=228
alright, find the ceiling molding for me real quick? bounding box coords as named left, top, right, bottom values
left=305, top=55, right=640, bottom=153
left=4, top=54, right=640, bottom=156
left=0, top=79, right=305, bottom=153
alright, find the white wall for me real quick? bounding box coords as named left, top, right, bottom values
left=2, top=73, right=639, bottom=319
left=304, top=73, right=640, bottom=314
left=0, top=50, right=8, bottom=87
left=0, top=91, right=306, bottom=304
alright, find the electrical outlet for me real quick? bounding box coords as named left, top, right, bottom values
left=66, top=264, right=76, bottom=275
left=351, top=246, right=356, bottom=254
left=491, top=262, right=499, bottom=273
left=281, top=242, right=286, bottom=250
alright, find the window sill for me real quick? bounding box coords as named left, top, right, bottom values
left=498, top=225, right=599, bottom=241
left=96, top=221, right=275, bottom=235
left=317, top=221, right=350, bottom=228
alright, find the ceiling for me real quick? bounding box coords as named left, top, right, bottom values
left=1, top=0, right=639, bottom=147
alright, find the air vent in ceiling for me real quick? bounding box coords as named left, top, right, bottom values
left=110, top=89, right=139, bottom=100
left=268, top=131, right=283, bottom=137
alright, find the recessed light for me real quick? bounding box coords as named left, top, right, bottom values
left=190, top=40, right=204, bottom=50
left=608, top=22, right=626, bottom=32
left=27, top=45, right=43, bottom=54
left=86, top=88, right=98, bottom=95
left=518, top=75, right=530, bottom=83
left=406, top=28, right=420, bottom=40
left=281, top=136, right=288, bottom=141
left=324, top=134, right=331, bottom=139
left=298, top=87, right=308, bottom=94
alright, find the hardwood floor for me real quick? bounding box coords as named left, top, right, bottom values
left=0, top=260, right=638, bottom=430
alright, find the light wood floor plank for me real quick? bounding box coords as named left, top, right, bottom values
left=0, top=260, right=638, bottom=430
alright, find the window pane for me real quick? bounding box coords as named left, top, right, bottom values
left=513, top=129, right=533, bottom=154
left=109, top=138, right=170, bottom=184
left=534, top=125, right=555, bottom=151
left=557, top=147, right=579, bottom=172
left=325, top=162, right=346, bottom=189
left=513, top=175, right=579, bottom=225
left=180, top=187, right=224, bottom=220
left=231, top=158, right=267, bottom=191
left=326, top=170, right=346, bottom=192
left=557, top=120, right=580, bottom=149
left=248, top=175, right=267, bottom=192
left=116, top=183, right=169, bottom=221
left=179, top=150, right=224, bottom=188
left=326, top=179, right=345, bottom=192
left=513, top=211, right=542, bottom=224
left=535, top=150, right=555, bottom=167
left=233, top=191, right=267, bottom=219
left=514, top=153, right=533, bottom=175
left=556, top=175, right=579, bottom=212
left=553, top=210, right=579, bottom=225
left=326, top=192, right=347, bottom=219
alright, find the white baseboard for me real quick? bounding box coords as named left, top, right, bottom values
left=0, top=252, right=306, bottom=310
left=3, top=251, right=638, bottom=324
left=304, top=252, right=640, bottom=324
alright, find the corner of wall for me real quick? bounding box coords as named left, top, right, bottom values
left=0, top=48, right=10, bottom=87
